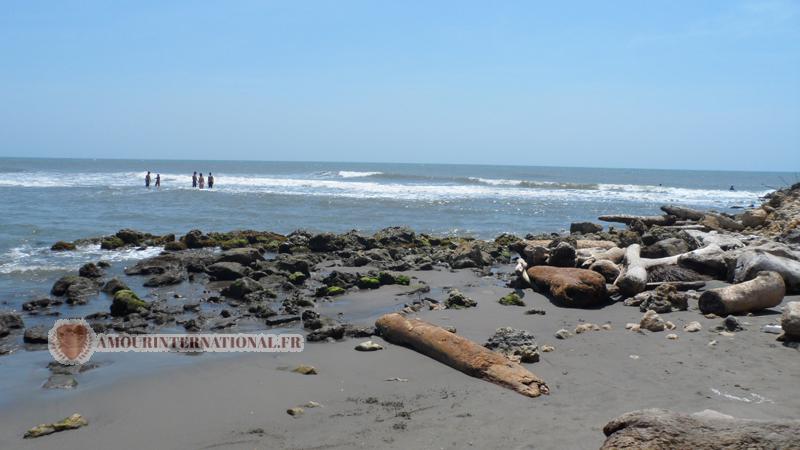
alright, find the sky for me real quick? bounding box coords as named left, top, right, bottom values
left=0, top=1, right=798, bottom=171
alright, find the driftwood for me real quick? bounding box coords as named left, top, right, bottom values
left=601, top=408, right=800, bottom=449
left=520, top=239, right=616, bottom=250
left=699, top=271, right=785, bottom=315
left=375, top=313, right=548, bottom=398
left=598, top=214, right=675, bottom=227
left=700, top=212, right=745, bottom=232
left=660, top=204, right=705, bottom=220
left=614, top=244, right=687, bottom=296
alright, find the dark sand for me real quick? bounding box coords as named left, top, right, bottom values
left=1, top=268, right=798, bottom=449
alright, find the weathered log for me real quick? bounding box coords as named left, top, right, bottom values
left=732, top=250, right=800, bottom=294
left=660, top=204, right=705, bottom=221
left=646, top=280, right=705, bottom=291
left=699, top=271, right=785, bottom=315
left=520, top=239, right=616, bottom=250
left=615, top=244, right=648, bottom=297
left=601, top=408, right=800, bottom=450
left=375, top=313, right=548, bottom=397
left=526, top=266, right=608, bottom=307
left=700, top=212, right=745, bottom=232
left=677, top=243, right=727, bottom=278
left=598, top=214, right=675, bottom=227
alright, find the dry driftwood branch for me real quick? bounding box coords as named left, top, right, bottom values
left=601, top=408, right=800, bottom=450
left=614, top=244, right=686, bottom=296
left=699, top=271, right=785, bottom=315
left=375, top=313, right=549, bottom=398
left=660, top=204, right=705, bottom=221
left=598, top=214, right=675, bottom=227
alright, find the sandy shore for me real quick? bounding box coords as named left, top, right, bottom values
left=1, top=266, right=798, bottom=450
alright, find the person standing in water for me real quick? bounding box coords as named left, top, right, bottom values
left=198, top=173, right=205, bottom=189
left=208, top=172, right=214, bottom=189
left=145, top=171, right=151, bottom=188
left=155, top=174, right=161, bottom=188
left=192, top=171, right=197, bottom=188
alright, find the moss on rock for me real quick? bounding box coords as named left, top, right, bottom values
left=498, top=292, right=526, bottom=306
left=110, top=290, right=149, bottom=316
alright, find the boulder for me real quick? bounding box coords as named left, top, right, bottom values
left=526, top=266, right=607, bottom=308
left=641, top=238, right=689, bottom=259
left=589, top=260, right=620, bottom=283
left=115, top=228, right=145, bottom=245
left=23, top=298, right=62, bottom=311
left=732, top=251, right=800, bottom=293
left=547, top=242, right=576, bottom=267
left=640, top=310, right=666, bottom=332
left=215, top=248, right=264, bottom=267
left=222, top=277, right=263, bottom=299
left=0, top=311, right=24, bottom=330
left=484, top=327, right=539, bottom=363
left=124, top=254, right=182, bottom=275
left=275, top=255, right=311, bottom=275
left=206, top=262, right=248, bottom=281
left=23, top=326, right=49, bottom=344
left=781, top=301, right=800, bottom=340
left=143, top=270, right=185, bottom=287
left=100, top=236, right=125, bottom=250
left=740, top=208, right=768, bottom=228
left=445, top=289, right=477, bottom=309
left=78, top=263, right=103, bottom=279
left=110, top=290, right=149, bottom=316
left=519, top=245, right=549, bottom=267
left=373, top=226, right=416, bottom=246
left=101, top=278, right=130, bottom=295
left=450, top=243, right=493, bottom=269
left=182, top=229, right=215, bottom=248
left=570, top=222, right=603, bottom=234
left=50, top=241, right=76, bottom=251
left=56, top=277, right=98, bottom=304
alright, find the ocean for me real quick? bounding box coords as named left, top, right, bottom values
left=0, top=157, right=791, bottom=310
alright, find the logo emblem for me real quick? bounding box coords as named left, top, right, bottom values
left=48, top=319, right=97, bottom=365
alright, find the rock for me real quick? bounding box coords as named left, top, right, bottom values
left=484, top=327, right=539, bottom=363
left=51, top=241, right=76, bottom=251
left=700, top=213, right=745, bottom=232
left=640, top=310, right=666, bottom=332
left=641, top=238, right=689, bottom=258
left=292, top=364, right=318, bottom=375
left=0, top=323, right=7, bottom=338
left=307, top=324, right=345, bottom=341
left=182, top=229, right=214, bottom=248
left=275, top=255, right=311, bottom=275
left=143, top=270, right=184, bottom=287
left=600, top=408, right=800, bottom=449
left=732, top=250, right=800, bottom=294
left=526, top=266, right=608, bottom=308
left=124, top=254, right=182, bottom=275
left=378, top=272, right=410, bottom=286
left=666, top=333, right=678, bottom=340
left=741, top=208, right=768, bottom=227
left=288, top=272, right=307, bottom=284
left=316, top=286, right=346, bottom=297
left=322, top=270, right=359, bottom=289
left=498, top=292, right=525, bottom=306
left=720, top=316, right=743, bottom=332
left=216, top=248, right=264, bottom=266
left=519, top=245, right=549, bottom=267
left=286, top=407, right=304, bottom=417
left=357, top=276, right=381, bottom=289
left=781, top=301, right=800, bottom=340
left=450, top=243, right=493, bottom=269
left=221, top=277, right=263, bottom=299
left=677, top=244, right=727, bottom=278
left=100, top=236, right=125, bottom=250
left=43, top=374, right=78, bottom=390
left=525, top=308, right=546, bottom=315
left=354, top=340, right=384, bottom=351
left=570, top=222, right=603, bottom=234
left=115, top=228, right=145, bottom=245
left=0, top=311, right=24, bottom=329
left=164, top=241, right=188, bottom=251
left=547, top=242, right=576, bottom=267
left=24, top=413, right=88, bottom=439
left=445, top=289, right=477, bottom=309
left=374, top=226, right=416, bottom=246
left=206, top=262, right=248, bottom=281
left=110, top=290, right=149, bottom=316
left=555, top=329, right=572, bottom=339
left=51, top=275, right=85, bottom=296
left=22, top=297, right=61, bottom=311
left=23, top=326, right=49, bottom=344
left=683, top=230, right=744, bottom=251
left=64, top=277, right=99, bottom=304
left=541, top=344, right=555, bottom=352
left=684, top=321, right=702, bottom=332
left=101, top=278, right=130, bottom=294
left=589, top=260, right=620, bottom=283
left=638, top=284, right=689, bottom=313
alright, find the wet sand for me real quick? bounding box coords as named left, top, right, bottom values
left=1, top=267, right=797, bottom=450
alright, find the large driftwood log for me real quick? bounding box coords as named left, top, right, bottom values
left=699, top=271, right=785, bottom=315
left=614, top=244, right=686, bottom=296
left=598, top=214, right=675, bottom=227
left=375, top=313, right=549, bottom=398
left=601, top=408, right=800, bottom=450
left=660, top=204, right=705, bottom=220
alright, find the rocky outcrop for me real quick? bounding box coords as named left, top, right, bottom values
left=206, top=262, right=248, bottom=281
left=484, top=327, right=539, bottom=363
left=526, top=266, right=607, bottom=308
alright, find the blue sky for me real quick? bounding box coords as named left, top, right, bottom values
left=0, top=1, right=798, bottom=171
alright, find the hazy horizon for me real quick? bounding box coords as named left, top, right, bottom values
left=1, top=1, right=798, bottom=171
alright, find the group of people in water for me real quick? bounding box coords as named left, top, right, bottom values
left=144, top=171, right=216, bottom=189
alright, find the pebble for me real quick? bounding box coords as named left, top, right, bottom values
left=666, top=333, right=678, bottom=340
left=292, top=364, right=318, bottom=375
left=555, top=329, right=572, bottom=339
left=601, top=324, right=612, bottom=331
left=355, top=340, right=384, bottom=351
left=286, top=407, right=304, bottom=417
left=304, top=401, right=321, bottom=408
left=684, top=321, right=702, bottom=332
left=541, top=345, right=555, bottom=352
left=708, top=340, right=718, bottom=347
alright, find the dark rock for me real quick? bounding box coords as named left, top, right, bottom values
left=101, top=278, right=130, bottom=294
left=206, top=262, right=248, bottom=281
left=115, top=229, right=145, bottom=245
left=570, top=222, right=603, bottom=234
left=641, top=238, right=689, bottom=259
left=322, top=270, right=358, bottom=289
left=484, top=327, right=539, bottom=363
left=343, top=324, right=376, bottom=338
left=450, top=243, right=493, bottom=269
left=0, top=311, right=24, bottom=329
left=445, top=289, right=477, bottom=309
left=307, top=324, right=345, bottom=341
left=101, top=236, right=125, bottom=250
left=125, top=254, right=182, bottom=275
left=216, top=248, right=265, bottom=267
left=43, top=374, right=78, bottom=390
left=62, top=277, right=99, bottom=304
left=182, top=229, right=215, bottom=248
left=23, top=298, right=61, bottom=312
left=677, top=245, right=728, bottom=278
left=110, top=290, right=149, bottom=316
left=242, top=289, right=277, bottom=303
left=143, top=270, right=185, bottom=287
left=638, top=284, right=689, bottom=313
left=647, top=265, right=707, bottom=283
left=265, top=315, right=301, bottom=326
left=164, top=241, right=188, bottom=251
left=720, top=316, right=743, bottom=332
left=23, top=326, right=49, bottom=344
left=51, top=241, right=76, bottom=251
left=275, top=255, right=311, bottom=276
left=547, top=242, right=577, bottom=267
left=374, top=226, right=416, bottom=246
left=247, top=303, right=277, bottom=318
left=0, top=324, right=8, bottom=338
left=222, top=277, right=263, bottom=299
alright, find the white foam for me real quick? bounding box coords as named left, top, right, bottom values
left=0, top=244, right=163, bottom=274
left=338, top=171, right=383, bottom=178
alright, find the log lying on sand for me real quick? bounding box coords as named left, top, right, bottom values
left=527, top=266, right=608, bottom=307
left=601, top=408, right=800, bottom=450
left=698, top=271, right=785, bottom=315
left=375, top=313, right=549, bottom=398
left=660, top=204, right=705, bottom=221
left=598, top=214, right=675, bottom=227
left=614, top=244, right=687, bottom=297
